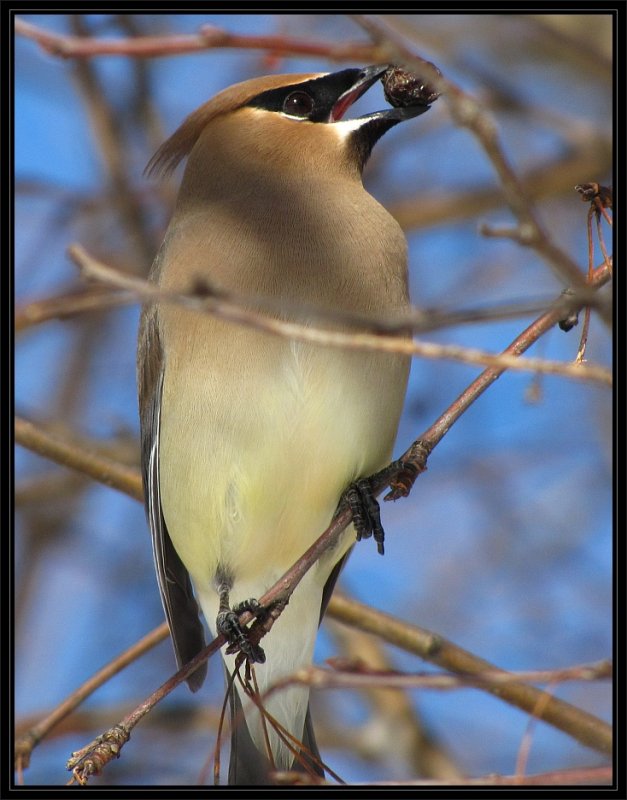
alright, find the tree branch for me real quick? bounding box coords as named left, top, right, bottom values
left=14, top=624, right=168, bottom=777
left=353, top=15, right=594, bottom=290
left=67, top=244, right=612, bottom=387
left=14, top=417, right=142, bottom=500
left=15, top=17, right=382, bottom=62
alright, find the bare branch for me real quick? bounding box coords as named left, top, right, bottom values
left=271, top=657, right=612, bottom=693
left=14, top=416, right=611, bottom=775
left=345, top=764, right=612, bottom=786
left=67, top=16, right=156, bottom=266
left=15, top=17, right=382, bottom=62
left=14, top=19, right=612, bottom=783
left=15, top=287, right=133, bottom=332
left=390, top=133, right=611, bottom=231
left=385, top=257, right=612, bottom=500
left=14, top=417, right=142, bottom=501
left=326, top=595, right=612, bottom=757
left=353, top=15, right=593, bottom=290
left=68, top=244, right=612, bottom=387
left=15, top=625, right=168, bottom=775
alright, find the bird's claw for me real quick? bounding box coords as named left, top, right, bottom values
left=217, top=599, right=267, bottom=663
left=344, top=478, right=386, bottom=555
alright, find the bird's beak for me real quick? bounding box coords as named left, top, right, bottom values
left=329, top=64, right=430, bottom=124
left=329, top=65, right=389, bottom=122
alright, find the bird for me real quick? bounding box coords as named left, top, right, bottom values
left=137, top=64, right=430, bottom=784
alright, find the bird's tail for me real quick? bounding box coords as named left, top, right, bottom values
left=222, top=552, right=352, bottom=784
left=228, top=681, right=323, bottom=784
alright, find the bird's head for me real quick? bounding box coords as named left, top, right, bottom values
left=146, top=65, right=431, bottom=182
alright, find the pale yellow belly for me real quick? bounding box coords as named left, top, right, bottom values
left=158, top=321, right=408, bottom=594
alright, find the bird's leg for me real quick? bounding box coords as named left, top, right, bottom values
left=342, top=478, right=386, bottom=555
left=216, top=583, right=266, bottom=663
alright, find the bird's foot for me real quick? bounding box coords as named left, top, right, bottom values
left=343, top=478, right=386, bottom=555
left=217, top=598, right=267, bottom=663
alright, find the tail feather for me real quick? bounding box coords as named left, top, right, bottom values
left=225, top=550, right=352, bottom=785
left=228, top=681, right=323, bottom=785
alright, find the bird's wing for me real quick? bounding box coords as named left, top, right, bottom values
left=138, top=306, right=207, bottom=691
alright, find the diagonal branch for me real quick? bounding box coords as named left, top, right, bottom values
left=14, top=624, right=168, bottom=777
left=15, top=243, right=612, bottom=781
left=14, top=410, right=612, bottom=778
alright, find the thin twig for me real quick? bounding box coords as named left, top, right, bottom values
left=15, top=288, right=133, bottom=332
left=68, top=15, right=155, bottom=267
left=514, top=681, right=558, bottom=781
left=390, top=131, right=612, bottom=231
left=14, top=624, right=168, bottom=776
left=268, top=657, right=612, bottom=693
left=15, top=407, right=612, bottom=780
left=68, top=245, right=612, bottom=387
left=353, top=15, right=590, bottom=290
left=15, top=17, right=382, bottom=62
left=347, top=764, right=612, bottom=786
left=16, top=278, right=599, bottom=335
left=328, top=621, right=463, bottom=779
left=14, top=417, right=142, bottom=500
left=325, top=596, right=612, bottom=757
left=385, top=259, right=612, bottom=499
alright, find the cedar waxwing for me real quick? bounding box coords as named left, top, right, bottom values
left=138, top=64, right=430, bottom=785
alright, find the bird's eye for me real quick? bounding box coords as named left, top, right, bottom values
left=283, top=91, right=314, bottom=118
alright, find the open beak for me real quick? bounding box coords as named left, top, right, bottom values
left=329, top=65, right=389, bottom=121
left=330, top=64, right=431, bottom=124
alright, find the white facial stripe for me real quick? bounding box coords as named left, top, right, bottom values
left=279, top=112, right=311, bottom=122
left=250, top=106, right=371, bottom=133
left=329, top=117, right=370, bottom=139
